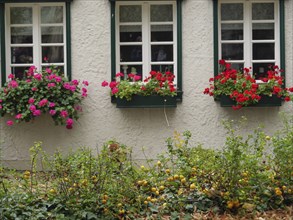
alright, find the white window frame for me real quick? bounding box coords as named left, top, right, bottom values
left=5, top=3, right=67, bottom=79
left=219, top=0, right=280, bottom=76
left=116, top=1, right=177, bottom=83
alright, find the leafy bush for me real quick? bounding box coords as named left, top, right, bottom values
left=0, top=117, right=292, bottom=219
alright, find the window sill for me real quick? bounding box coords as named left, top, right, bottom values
left=220, top=95, right=282, bottom=107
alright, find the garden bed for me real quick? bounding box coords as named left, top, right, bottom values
left=0, top=117, right=292, bottom=219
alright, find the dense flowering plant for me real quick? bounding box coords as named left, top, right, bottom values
left=102, top=71, right=177, bottom=101
left=0, top=66, right=88, bottom=129
left=204, top=60, right=293, bottom=110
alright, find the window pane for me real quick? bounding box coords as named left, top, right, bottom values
left=151, top=45, right=173, bottom=62
left=252, top=23, right=274, bottom=40
left=41, top=6, right=63, bottom=24
left=42, top=46, right=64, bottom=63
left=151, top=25, right=173, bottom=42
left=253, top=62, right=275, bottom=79
left=230, top=63, right=244, bottom=71
left=11, top=47, right=33, bottom=64
left=11, top=27, right=33, bottom=44
left=221, top=4, right=243, bottom=21
left=151, top=5, right=173, bottom=22
left=120, top=65, right=142, bottom=79
left=119, top=5, right=141, bottom=22
left=253, top=43, right=274, bottom=60
left=222, top=44, right=243, bottom=60
left=11, top=67, right=30, bottom=79
left=221, top=24, right=243, bottom=40
left=151, top=65, right=174, bottom=74
left=10, top=7, right=32, bottom=24
left=41, top=26, right=63, bottom=43
left=120, top=45, right=142, bottom=62
left=120, top=25, right=142, bottom=42
left=252, top=3, right=274, bottom=20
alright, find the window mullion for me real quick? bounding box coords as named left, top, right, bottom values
left=244, top=0, right=251, bottom=69
left=34, top=4, right=40, bottom=70
left=142, top=2, right=149, bottom=79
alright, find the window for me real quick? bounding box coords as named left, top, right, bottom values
left=217, top=0, right=283, bottom=79
left=6, top=3, right=66, bottom=79
left=0, top=0, right=72, bottom=85
left=111, top=0, right=183, bottom=96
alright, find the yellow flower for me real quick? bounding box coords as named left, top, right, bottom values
left=275, top=188, right=282, bottom=196
left=227, top=201, right=234, bottom=209
left=190, top=183, right=196, bottom=190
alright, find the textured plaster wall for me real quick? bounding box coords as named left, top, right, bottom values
left=1, top=0, right=293, bottom=169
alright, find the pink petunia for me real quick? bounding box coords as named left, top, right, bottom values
left=8, top=74, right=14, bottom=79
left=70, top=85, right=76, bottom=92
left=6, top=120, right=14, bottom=126
left=112, top=87, right=119, bottom=94
left=15, top=114, right=22, bottom=119
left=38, top=99, right=48, bottom=107
left=134, top=75, right=141, bottom=81
left=63, top=82, right=71, bottom=90
left=0, top=105, right=2, bottom=109
left=49, top=110, right=56, bottom=115
left=82, top=80, right=89, bottom=86
left=116, top=72, right=124, bottom=77
left=55, top=76, right=62, bottom=82
left=82, top=88, right=87, bottom=93
left=29, top=105, right=36, bottom=112
left=32, top=87, right=38, bottom=92
left=49, top=102, right=55, bottom=108
left=48, top=83, right=56, bottom=88
left=72, top=80, right=79, bottom=86
left=34, top=74, right=42, bottom=81
left=8, top=80, right=18, bottom=88
left=27, top=66, right=37, bottom=77
left=60, top=110, right=68, bottom=118
left=33, top=110, right=41, bottom=116
left=46, top=68, right=52, bottom=74
left=109, top=81, right=117, bottom=89
left=101, top=81, right=109, bottom=87
left=66, top=118, right=74, bottom=126
left=66, top=124, right=73, bottom=129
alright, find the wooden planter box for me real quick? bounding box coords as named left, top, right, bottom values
left=220, top=95, right=282, bottom=107
left=116, top=95, right=177, bottom=108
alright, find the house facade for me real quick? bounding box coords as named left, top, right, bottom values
left=0, top=0, right=292, bottom=168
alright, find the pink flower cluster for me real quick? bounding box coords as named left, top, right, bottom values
left=1, top=65, right=89, bottom=129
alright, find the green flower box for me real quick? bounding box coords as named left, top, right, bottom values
left=220, top=95, right=282, bottom=107
left=116, top=95, right=177, bottom=108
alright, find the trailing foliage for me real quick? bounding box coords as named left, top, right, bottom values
left=0, top=66, right=88, bottom=129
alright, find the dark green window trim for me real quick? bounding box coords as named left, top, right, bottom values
left=0, top=3, right=5, bottom=86
left=0, top=0, right=72, bottom=86
left=109, top=0, right=183, bottom=102
left=0, top=0, right=72, bottom=2
left=213, top=0, right=285, bottom=79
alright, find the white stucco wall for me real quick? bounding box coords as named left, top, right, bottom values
left=1, top=0, right=293, bottom=169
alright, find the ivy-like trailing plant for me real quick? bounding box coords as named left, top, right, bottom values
left=0, top=66, right=88, bottom=129
left=102, top=71, right=177, bottom=101
left=204, top=60, right=293, bottom=110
